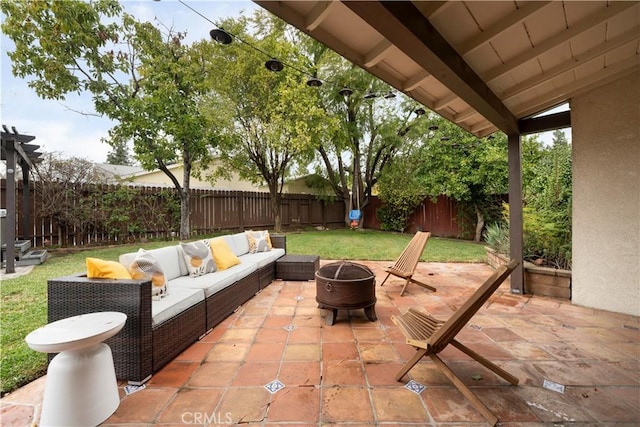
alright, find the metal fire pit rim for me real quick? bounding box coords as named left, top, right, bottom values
left=315, top=261, right=375, bottom=282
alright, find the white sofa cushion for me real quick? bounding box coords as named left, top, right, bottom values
left=152, top=287, right=204, bottom=326
left=120, top=246, right=186, bottom=281
left=146, top=246, right=185, bottom=281
left=170, top=267, right=237, bottom=297
left=170, top=258, right=259, bottom=297
left=240, top=248, right=285, bottom=268
left=230, top=232, right=250, bottom=256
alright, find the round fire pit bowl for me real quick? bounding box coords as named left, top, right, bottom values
left=315, top=261, right=377, bottom=326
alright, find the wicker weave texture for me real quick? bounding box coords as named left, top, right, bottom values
left=153, top=301, right=206, bottom=371
left=46, top=235, right=287, bottom=384
left=48, top=274, right=153, bottom=382
left=276, top=255, right=320, bottom=280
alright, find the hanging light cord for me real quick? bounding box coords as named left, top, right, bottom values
left=177, top=0, right=317, bottom=78
left=174, top=0, right=417, bottom=102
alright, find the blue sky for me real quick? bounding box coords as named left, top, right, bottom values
left=1, top=0, right=257, bottom=163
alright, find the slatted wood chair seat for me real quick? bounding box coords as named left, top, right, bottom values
left=391, top=259, right=520, bottom=426
left=380, top=231, right=435, bottom=295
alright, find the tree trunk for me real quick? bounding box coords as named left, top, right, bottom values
left=58, top=224, right=65, bottom=248
left=474, top=204, right=485, bottom=242
left=179, top=188, right=190, bottom=240
left=271, top=193, right=282, bottom=233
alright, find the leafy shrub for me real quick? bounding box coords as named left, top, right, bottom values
left=489, top=203, right=572, bottom=270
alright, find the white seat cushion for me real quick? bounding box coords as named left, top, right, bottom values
left=152, top=287, right=204, bottom=326
left=170, top=268, right=237, bottom=298
left=240, top=248, right=285, bottom=268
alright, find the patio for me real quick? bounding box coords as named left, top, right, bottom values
left=2, top=260, right=639, bottom=426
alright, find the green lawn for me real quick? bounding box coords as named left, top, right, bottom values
left=0, top=229, right=486, bottom=395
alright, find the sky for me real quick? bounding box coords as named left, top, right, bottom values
left=1, top=0, right=257, bottom=163
left=1, top=0, right=568, bottom=164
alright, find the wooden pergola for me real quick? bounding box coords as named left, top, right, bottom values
left=1, top=125, right=42, bottom=273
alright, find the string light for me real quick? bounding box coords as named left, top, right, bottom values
left=177, top=0, right=427, bottom=104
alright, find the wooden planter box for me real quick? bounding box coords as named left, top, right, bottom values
left=485, top=247, right=571, bottom=300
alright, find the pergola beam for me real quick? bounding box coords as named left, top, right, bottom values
left=1, top=128, right=40, bottom=273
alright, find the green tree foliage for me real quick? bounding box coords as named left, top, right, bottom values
left=415, top=119, right=509, bottom=241
left=285, top=35, right=431, bottom=228
left=376, top=156, right=425, bottom=232
left=105, top=141, right=131, bottom=165
left=486, top=132, right=572, bottom=269
left=1, top=0, right=223, bottom=239
left=208, top=12, right=331, bottom=232
left=522, top=131, right=572, bottom=268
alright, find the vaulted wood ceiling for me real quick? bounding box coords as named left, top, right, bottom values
left=255, top=1, right=640, bottom=137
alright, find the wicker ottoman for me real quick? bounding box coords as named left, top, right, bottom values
left=276, top=255, right=320, bottom=281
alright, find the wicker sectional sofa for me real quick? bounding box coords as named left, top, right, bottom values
left=47, top=232, right=285, bottom=384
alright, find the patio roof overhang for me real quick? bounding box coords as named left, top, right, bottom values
left=253, top=0, right=640, bottom=294
left=254, top=1, right=639, bottom=137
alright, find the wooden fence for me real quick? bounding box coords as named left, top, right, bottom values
left=362, top=194, right=466, bottom=238
left=1, top=179, right=467, bottom=247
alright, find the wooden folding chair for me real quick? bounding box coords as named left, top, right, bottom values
left=391, top=260, right=519, bottom=426
left=380, top=231, right=434, bottom=295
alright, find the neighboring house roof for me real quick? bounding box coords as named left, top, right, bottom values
left=95, top=163, right=144, bottom=182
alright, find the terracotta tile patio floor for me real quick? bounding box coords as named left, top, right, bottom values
left=2, top=261, right=639, bottom=426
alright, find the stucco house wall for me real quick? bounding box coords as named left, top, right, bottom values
left=571, top=70, right=640, bottom=316
left=126, top=161, right=262, bottom=191
left=118, top=160, right=320, bottom=194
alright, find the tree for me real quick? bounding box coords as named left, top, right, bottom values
left=416, top=119, right=509, bottom=241
left=105, top=141, right=131, bottom=165
left=106, top=22, right=223, bottom=239
left=300, top=41, right=430, bottom=227
left=209, top=13, right=331, bottom=232
left=1, top=0, right=222, bottom=239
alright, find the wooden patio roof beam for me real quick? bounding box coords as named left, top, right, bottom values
left=343, top=1, right=520, bottom=135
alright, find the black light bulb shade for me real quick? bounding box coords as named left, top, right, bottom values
left=210, top=28, right=232, bottom=44
left=428, top=125, right=439, bottom=131
left=414, top=107, right=426, bottom=116
left=339, top=86, right=353, bottom=97
left=265, top=58, right=284, bottom=72
left=384, top=91, right=396, bottom=99
left=364, top=91, right=378, bottom=99
left=306, top=76, right=323, bottom=87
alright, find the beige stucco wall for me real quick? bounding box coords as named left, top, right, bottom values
left=128, top=162, right=263, bottom=192
left=571, top=70, right=640, bottom=316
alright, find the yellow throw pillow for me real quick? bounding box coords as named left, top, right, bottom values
left=208, top=238, right=241, bottom=270
left=86, top=258, right=132, bottom=279
left=129, top=249, right=168, bottom=299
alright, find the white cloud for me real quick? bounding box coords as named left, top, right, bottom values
left=1, top=1, right=256, bottom=163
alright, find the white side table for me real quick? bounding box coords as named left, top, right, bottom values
left=25, top=311, right=127, bottom=427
